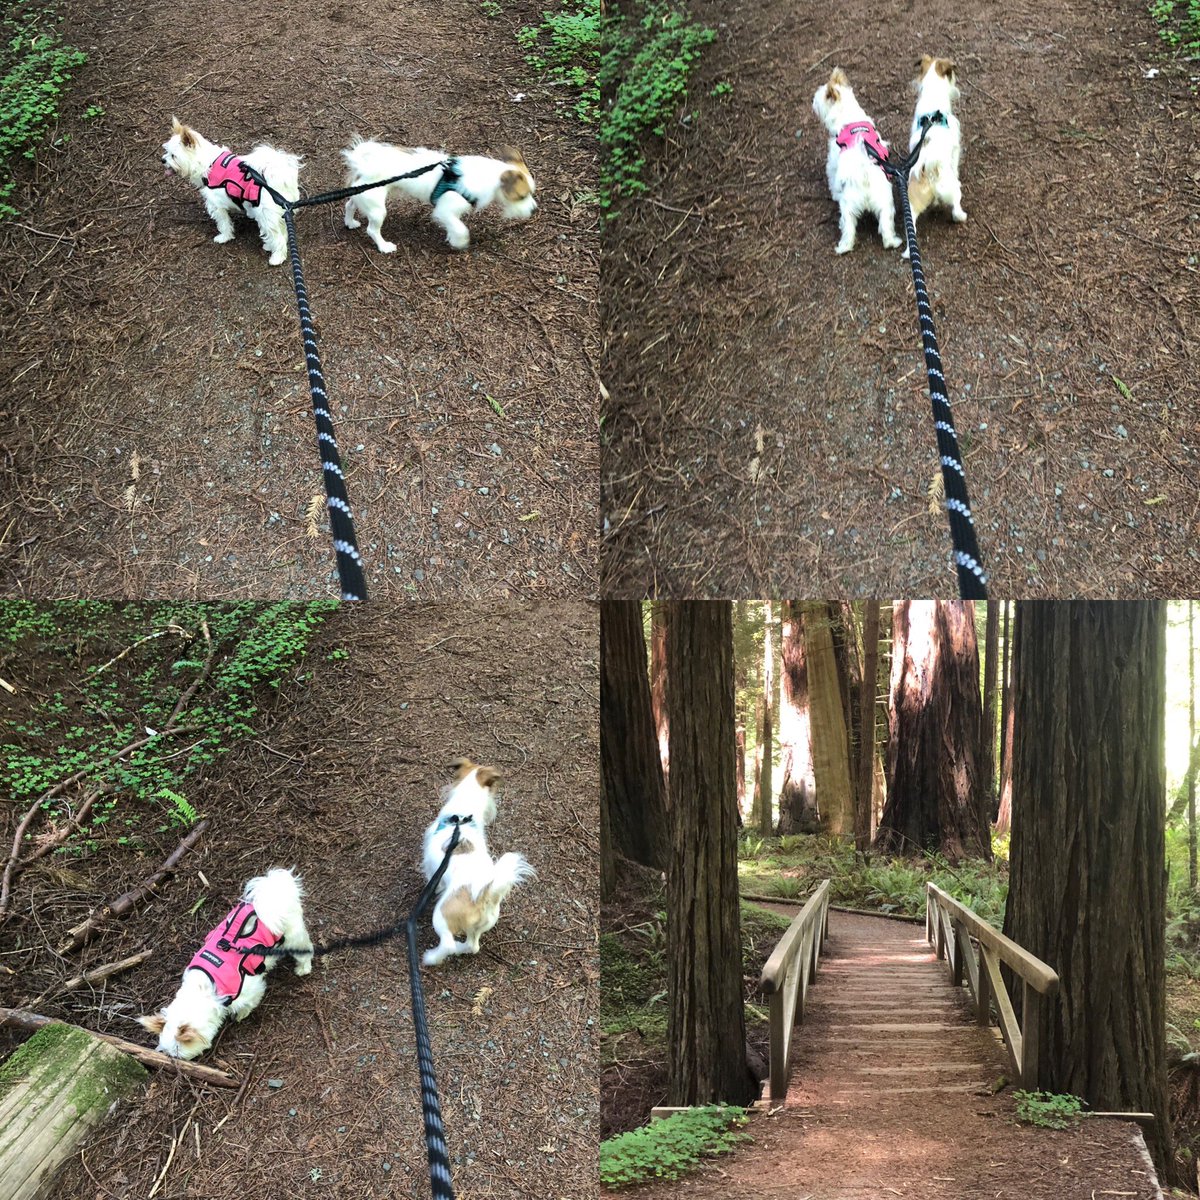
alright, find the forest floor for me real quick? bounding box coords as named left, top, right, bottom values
left=604, top=909, right=1164, bottom=1199
left=0, top=603, right=599, bottom=1198
left=0, top=0, right=597, bottom=599
left=602, top=0, right=1199, bottom=597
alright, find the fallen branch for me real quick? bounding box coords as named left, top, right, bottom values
left=0, top=1007, right=237, bottom=1088
left=58, top=819, right=210, bottom=953
left=89, top=625, right=192, bottom=677
left=60, top=949, right=154, bottom=993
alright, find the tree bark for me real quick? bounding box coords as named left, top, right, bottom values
left=665, top=602, right=755, bottom=1107
left=1190, top=600, right=1196, bottom=893
left=651, top=602, right=670, bottom=784
left=601, top=602, right=669, bottom=871
left=875, top=601, right=990, bottom=861
left=1002, top=601, right=1171, bottom=1173
left=981, top=600, right=999, bottom=818
left=758, top=601, right=775, bottom=836
left=803, top=602, right=853, bottom=837
left=777, top=602, right=818, bottom=834
left=856, top=601, right=881, bottom=853
left=996, top=601, right=1014, bottom=833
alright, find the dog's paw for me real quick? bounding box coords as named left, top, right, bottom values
left=375, top=240, right=397, bottom=254
left=447, top=232, right=470, bottom=251
left=883, top=235, right=903, bottom=250
left=952, top=208, right=968, bottom=223
left=213, top=232, right=235, bottom=245
left=344, top=213, right=361, bottom=229
left=835, top=242, right=854, bottom=255
left=421, top=949, right=444, bottom=967
left=294, top=956, right=313, bottom=976
left=268, top=251, right=288, bottom=266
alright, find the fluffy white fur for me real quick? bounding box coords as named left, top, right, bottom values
left=341, top=139, right=537, bottom=252
left=421, top=761, right=534, bottom=967
left=161, top=117, right=301, bottom=266
left=812, top=68, right=901, bottom=255
left=905, top=56, right=967, bottom=257
left=138, top=868, right=313, bottom=1059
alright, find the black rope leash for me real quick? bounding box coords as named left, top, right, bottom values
left=244, top=819, right=463, bottom=1198
left=220, top=158, right=449, bottom=600
left=864, top=130, right=988, bottom=599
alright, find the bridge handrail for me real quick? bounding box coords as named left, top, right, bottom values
left=926, top=882, right=1059, bottom=1087
left=757, top=879, right=831, bottom=1102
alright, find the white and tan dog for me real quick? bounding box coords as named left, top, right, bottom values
left=342, top=139, right=537, bottom=252
left=905, top=55, right=967, bottom=255
left=420, top=760, right=534, bottom=967
left=161, top=118, right=301, bottom=266
left=138, top=868, right=313, bottom=1059
left=812, top=68, right=902, bottom=255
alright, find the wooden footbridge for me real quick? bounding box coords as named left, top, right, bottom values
left=631, top=883, right=1164, bottom=1200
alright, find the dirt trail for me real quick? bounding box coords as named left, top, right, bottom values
left=603, top=0, right=1198, bottom=597
left=3, top=603, right=598, bottom=1198
left=1, top=0, right=597, bottom=599
left=616, top=912, right=1161, bottom=1199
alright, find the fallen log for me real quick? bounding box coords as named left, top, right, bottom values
left=0, top=1023, right=147, bottom=1200
left=58, top=819, right=210, bottom=953
left=0, top=1008, right=237, bottom=1089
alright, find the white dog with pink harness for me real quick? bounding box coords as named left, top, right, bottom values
left=811, top=68, right=902, bottom=255
left=139, top=868, right=313, bottom=1059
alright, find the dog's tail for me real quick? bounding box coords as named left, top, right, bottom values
left=478, top=853, right=536, bottom=904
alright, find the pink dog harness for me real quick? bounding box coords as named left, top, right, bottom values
left=836, top=120, right=889, bottom=163
left=204, top=150, right=262, bottom=206
left=187, top=901, right=281, bottom=1004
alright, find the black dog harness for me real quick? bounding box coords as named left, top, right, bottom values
left=429, top=158, right=478, bottom=208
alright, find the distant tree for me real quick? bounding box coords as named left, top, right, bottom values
left=996, top=601, right=1014, bottom=833
left=650, top=603, right=670, bottom=783
left=1190, top=601, right=1197, bottom=893
left=980, top=601, right=999, bottom=816
left=1003, top=601, right=1171, bottom=1173
left=757, top=601, right=775, bottom=835
left=855, top=601, right=881, bottom=852
left=777, top=602, right=818, bottom=834
left=601, top=602, right=668, bottom=875
left=803, top=601, right=853, bottom=836
left=665, top=601, right=756, bottom=1107
left=875, top=601, right=990, bottom=860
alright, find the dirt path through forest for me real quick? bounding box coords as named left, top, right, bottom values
left=614, top=912, right=1161, bottom=1199
left=603, top=0, right=1198, bottom=597
left=1, top=0, right=597, bottom=599
left=4, top=603, right=598, bottom=1198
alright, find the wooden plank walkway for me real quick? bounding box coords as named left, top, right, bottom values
left=617, top=910, right=1163, bottom=1199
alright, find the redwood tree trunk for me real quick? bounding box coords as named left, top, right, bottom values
left=980, top=600, right=999, bottom=818
left=803, top=601, right=853, bottom=836
left=777, top=602, right=818, bottom=834
left=651, top=602, right=670, bottom=784
left=856, top=601, right=881, bottom=853
left=758, top=601, right=775, bottom=836
left=1002, top=601, right=1171, bottom=1172
left=875, top=601, right=990, bottom=861
left=665, top=601, right=755, bottom=1106
left=601, top=601, right=669, bottom=871
left=996, top=601, right=1014, bottom=833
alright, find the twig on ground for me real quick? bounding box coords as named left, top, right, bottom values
left=0, top=1007, right=238, bottom=1088
left=58, top=819, right=211, bottom=953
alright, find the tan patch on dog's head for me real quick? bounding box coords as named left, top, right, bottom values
left=451, top=834, right=477, bottom=856
left=171, top=116, right=197, bottom=150
left=919, top=55, right=956, bottom=81
left=499, top=167, right=532, bottom=203
left=175, top=1022, right=206, bottom=1051
left=476, top=766, right=501, bottom=790
left=825, top=67, right=849, bottom=103
left=497, top=145, right=526, bottom=166
left=450, top=756, right=478, bottom=781
left=138, top=1011, right=167, bottom=1035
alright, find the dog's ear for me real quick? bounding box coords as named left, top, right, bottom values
left=499, top=169, right=531, bottom=201
left=175, top=1022, right=208, bottom=1051
left=829, top=67, right=849, bottom=86
left=935, top=57, right=957, bottom=80
left=138, top=1011, right=167, bottom=1035
left=919, top=54, right=935, bottom=76
left=476, top=766, right=501, bottom=789
left=450, top=756, right=477, bottom=780
left=497, top=145, right=526, bottom=166
left=172, top=118, right=197, bottom=150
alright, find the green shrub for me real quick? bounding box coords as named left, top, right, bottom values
left=518, top=3, right=599, bottom=123
left=600, top=1, right=716, bottom=211
left=1013, top=1090, right=1084, bottom=1130
left=600, top=1105, right=749, bottom=1188
left=1150, top=0, right=1200, bottom=55
left=0, top=7, right=87, bottom=219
